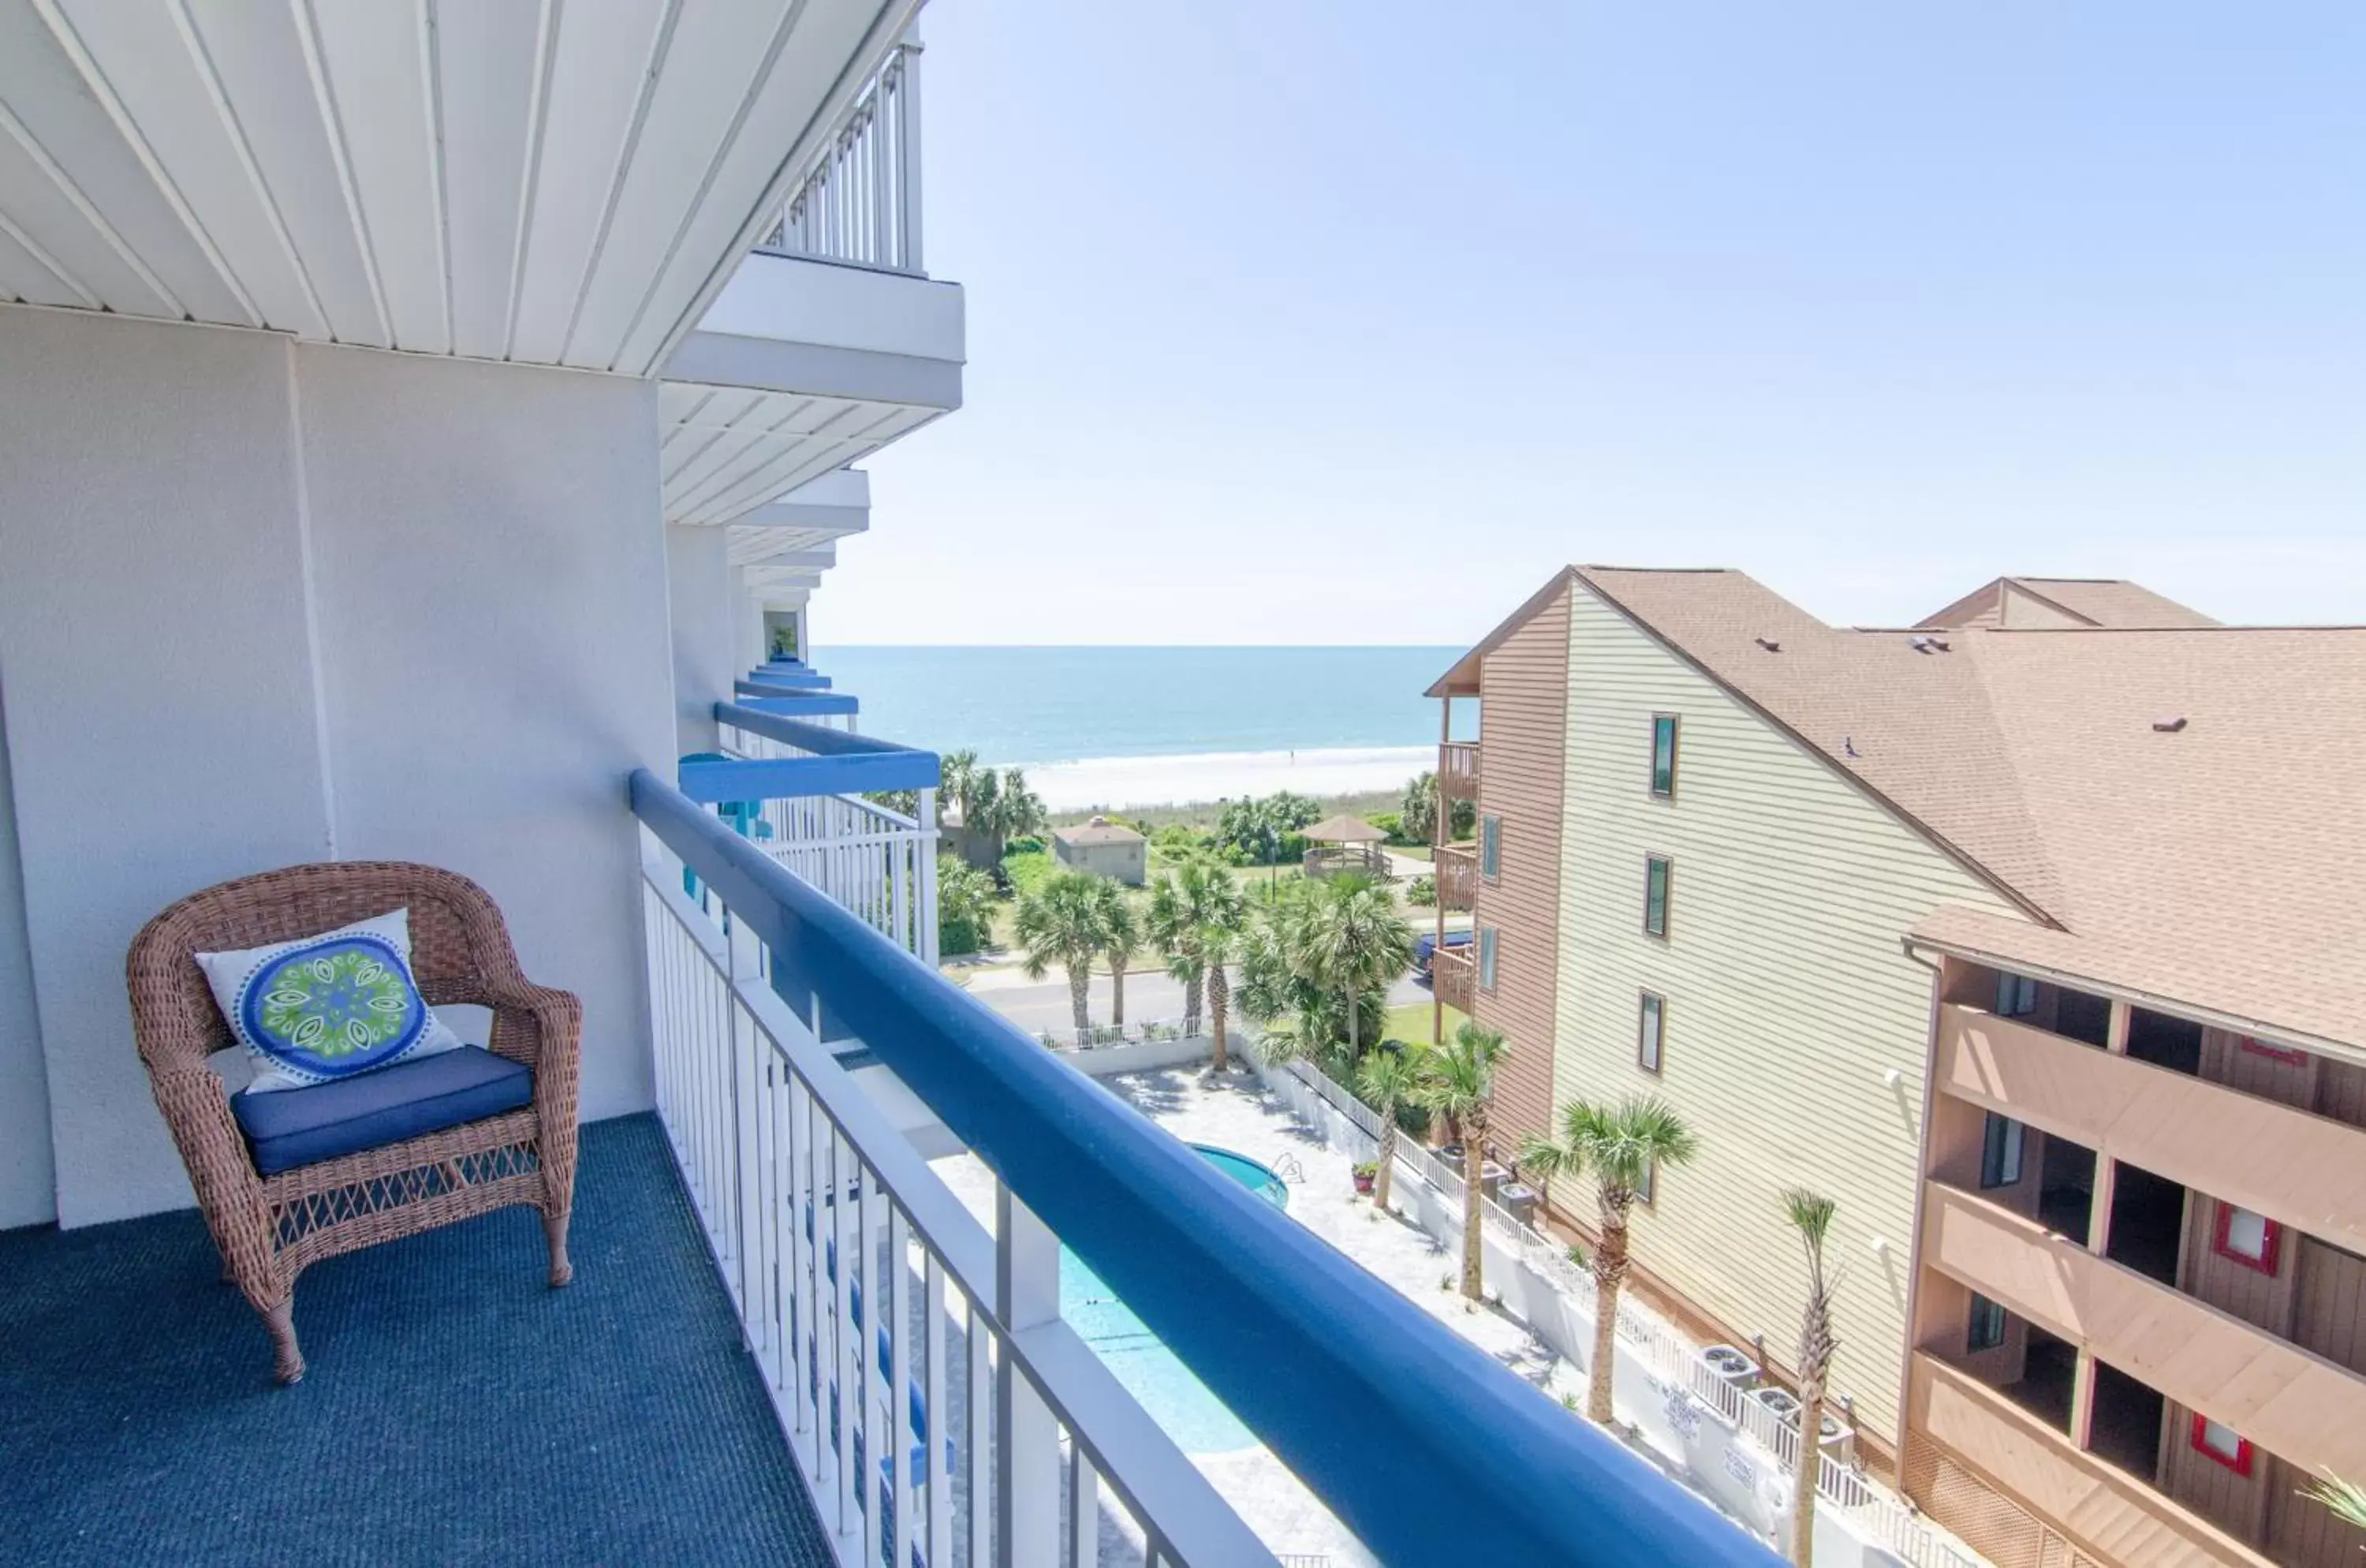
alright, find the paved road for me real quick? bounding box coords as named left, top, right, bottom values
left=962, top=966, right=1435, bottom=1033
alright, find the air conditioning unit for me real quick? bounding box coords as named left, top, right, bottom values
left=1498, top=1183, right=1539, bottom=1226
left=1697, top=1344, right=1758, bottom=1396
left=1748, top=1385, right=1855, bottom=1458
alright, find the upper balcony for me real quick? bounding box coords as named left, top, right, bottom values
left=1434, top=942, right=1477, bottom=1014
left=1908, top=1353, right=2275, bottom=1568
left=1918, top=1180, right=2366, bottom=1484
left=1439, top=740, right=1483, bottom=805
left=1435, top=842, right=1479, bottom=910
left=1931, top=1002, right=2366, bottom=1256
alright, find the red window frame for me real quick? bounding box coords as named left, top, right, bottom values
left=2211, top=1203, right=2282, bottom=1275
left=2189, top=1413, right=2254, bottom=1477
left=2238, top=1035, right=2307, bottom=1066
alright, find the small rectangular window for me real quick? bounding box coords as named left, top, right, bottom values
left=1637, top=991, right=1665, bottom=1074
left=1966, top=1294, right=2007, bottom=1352
left=2239, top=1036, right=2307, bottom=1066
left=1477, top=925, right=1498, bottom=991
left=1650, top=715, right=1679, bottom=798
left=1636, top=1159, right=1657, bottom=1206
left=1980, top=1114, right=2025, bottom=1189
left=2213, top=1204, right=2281, bottom=1275
left=1644, top=854, right=1672, bottom=938
left=1996, top=973, right=2038, bottom=1017
left=2190, top=1414, right=2253, bottom=1476
left=1480, top=815, right=1502, bottom=879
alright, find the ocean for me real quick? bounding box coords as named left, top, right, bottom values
left=815, top=646, right=1472, bottom=810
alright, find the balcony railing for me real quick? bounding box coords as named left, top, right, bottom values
left=1919, top=1180, right=2366, bottom=1482
left=1909, top=1353, right=2275, bottom=1568
left=757, top=41, right=924, bottom=274
left=1933, top=1004, right=2366, bottom=1255
left=1434, top=943, right=1476, bottom=1013
left=695, top=702, right=940, bottom=962
left=629, top=767, right=1782, bottom=1566
left=1435, top=843, right=1477, bottom=909
left=1439, top=740, right=1481, bottom=803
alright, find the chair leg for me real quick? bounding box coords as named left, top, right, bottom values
left=262, top=1298, right=304, bottom=1385
left=543, top=1208, right=573, bottom=1288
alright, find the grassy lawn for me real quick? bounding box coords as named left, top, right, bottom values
left=1382, top=997, right=1467, bottom=1046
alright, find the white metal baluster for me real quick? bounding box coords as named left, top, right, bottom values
left=925, top=1252, right=951, bottom=1567
left=968, top=1301, right=991, bottom=1568
left=890, top=1206, right=916, bottom=1568
left=860, top=1155, right=884, bottom=1568
left=898, top=42, right=923, bottom=271
left=833, top=1125, right=860, bottom=1535
left=1067, top=1439, right=1099, bottom=1567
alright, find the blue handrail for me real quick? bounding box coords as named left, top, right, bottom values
left=629, top=770, right=1781, bottom=1568
left=716, top=704, right=934, bottom=765
left=739, top=692, right=860, bottom=719
left=741, top=670, right=831, bottom=692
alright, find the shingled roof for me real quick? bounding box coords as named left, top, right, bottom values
left=1438, top=566, right=2366, bottom=1054
left=1915, top=576, right=2219, bottom=630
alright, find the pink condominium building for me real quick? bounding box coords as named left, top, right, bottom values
left=1429, top=568, right=2366, bottom=1567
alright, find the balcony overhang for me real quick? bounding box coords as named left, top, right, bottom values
left=0, top=0, right=923, bottom=375
left=657, top=252, right=961, bottom=528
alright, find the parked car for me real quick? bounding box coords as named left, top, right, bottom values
left=1413, top=928, right=1473, bottom=981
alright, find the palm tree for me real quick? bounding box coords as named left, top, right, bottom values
left=2303, top=1475, right=2366, bottom=1543
left=1356, top=1045, right=1433, bottom=1212
left=1204, top=924, right=1238, bottom=1070
left=1014, top=869, right=1110, bottom=1035
left=1782, top=1189, right=1839, bottom=1568
left=1416, top=1021, right=1506, bottom=1301
left=1092, top=881, right=1140, bottom=1026
left=1147, top=861, right=1240, bottom=1036
left=1294, top=873, right=1413, bottom=1059
left=1518, top=1094, right=1700, bottom=1423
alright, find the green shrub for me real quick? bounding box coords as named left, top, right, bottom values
left=937, top=855, right=997, bottom=958
left=1407, top=873, right=1437, bottom=907
left=1004, top=834, right=1045, bottom=855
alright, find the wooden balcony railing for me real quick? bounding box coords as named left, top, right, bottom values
left=1933, top=1004, right=2366, bottom=1254
left=1435, top=845, right=1477, bottom=910
left=1439, top=741, right=1480, bottom=804
left=1919, top=1182, right=2366, bottom=1482
left=1434, top=944, right=1475, bottom=1013
left=1908, top=1354, right=2275, bottom=1568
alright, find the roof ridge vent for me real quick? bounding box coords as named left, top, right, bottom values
left=1908, top=634, right=1953, bottom=654
left=2152, top=716, right=2189, bottom=734
left=1755, top=637, right=1781, bottom=652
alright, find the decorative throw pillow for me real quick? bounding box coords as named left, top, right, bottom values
left=196, top=909, right=464, bottom=1095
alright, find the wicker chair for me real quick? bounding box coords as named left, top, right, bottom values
left=128, top=861, right=582, bottom=1383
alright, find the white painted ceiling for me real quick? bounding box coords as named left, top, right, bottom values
left=0, top=0, right=914, bottom=375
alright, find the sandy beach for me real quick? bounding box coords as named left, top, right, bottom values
left=1008, top=745, right=1431, bottom=812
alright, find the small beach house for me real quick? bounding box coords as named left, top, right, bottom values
left=1051, top=816, right=1148, bottom=885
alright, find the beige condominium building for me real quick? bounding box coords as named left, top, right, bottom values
left=1426, top=567, right=2366, bottom=1568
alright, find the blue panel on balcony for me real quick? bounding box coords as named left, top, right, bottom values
left=740, top=670, right=830, bottom=691
left=0, top=1116, right=834, bottom=1565
left=632, top=770, right=1784, bottom=1568
left=681, top=751, right=936, bottom=801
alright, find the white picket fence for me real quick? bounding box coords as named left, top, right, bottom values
left=1239, top=1035, right=1985, bottom=1568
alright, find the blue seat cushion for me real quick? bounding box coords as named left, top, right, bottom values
left=231, top=1045, right=533, bottom=1176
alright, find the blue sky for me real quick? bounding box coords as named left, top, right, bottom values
left=837, top=2, right=2366, bottom=645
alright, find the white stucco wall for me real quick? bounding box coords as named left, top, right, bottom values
left=293, top=344, right=672, bottom=1136
left=0, top=308, right=674, bottom=1226
left=0, top=312, right=336, bottom=1226
left=666, top=524, right=737, bottom=756
left=0, top=686, right=56, bottom=1226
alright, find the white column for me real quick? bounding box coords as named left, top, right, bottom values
left=996, top=1183, right=1062, bottom=1567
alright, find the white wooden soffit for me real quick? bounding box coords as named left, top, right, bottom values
left=0, top=0, right=920, bottom=376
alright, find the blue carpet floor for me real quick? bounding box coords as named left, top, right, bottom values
left=0, top=1114, right=835, bottom=1566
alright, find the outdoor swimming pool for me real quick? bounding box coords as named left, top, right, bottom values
left=1061, top=1144, right=1288, bottom=1454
